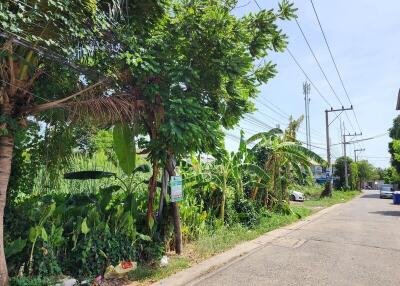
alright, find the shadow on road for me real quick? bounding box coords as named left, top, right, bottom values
left=361, top=194, right=379, bottom=199
left=369, top=211, right=400, bottom=217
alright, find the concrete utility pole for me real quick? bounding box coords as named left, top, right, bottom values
left=303, top=81, right=311, bottom=149
left=343, top=129, right=362, bottom=189
left=324, top=106, right=353, bottom=196
left=354, top=148, right=365, bottom=162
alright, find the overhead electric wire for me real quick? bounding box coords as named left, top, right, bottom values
left=308, top=0, right=365, bottom=154
left=294, top=11, right=364, bottom=152
left=257, top=97, right=326, bottom=138
left=253, top=0, right=262, bottom=10
left=294, top=18, right=360, bottom=147
left=309, top=0, right=363, bottom=135
left=286, top=48, right=332, bottom=107
left=294, top=18, right=344, bottom=107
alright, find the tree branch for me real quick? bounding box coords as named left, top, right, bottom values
left=25, top=79, right=107, bottom=114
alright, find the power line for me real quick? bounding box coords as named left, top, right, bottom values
left=257, top=96, right=326, bottom=138
left=309, top=0, right=363, bottom=136
left=253, top=0, right=262, bottom=10
left=294, top=18, right=344, bottom=107
left=294, top=12, right=363, bottom=152
left=286, top=48, right=332, bottom=107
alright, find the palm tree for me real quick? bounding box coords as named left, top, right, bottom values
left=247, top=127, right=325, bottom=208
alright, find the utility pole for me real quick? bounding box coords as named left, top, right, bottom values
left=343, top=128, right=362, bottom=189
left=354, top=148, right=365, bottom=162
left=324, top=106, right=353, bottom=197
left=303, top=81, right=311, bottom=149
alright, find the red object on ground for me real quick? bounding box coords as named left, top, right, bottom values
left=121, top=261, right=133, bottom=269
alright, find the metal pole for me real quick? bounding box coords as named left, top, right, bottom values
left=307, top=97, right=311, bottom=149
left=325, top=109, right=332, bottom=195
left=323, top=106, right=353, bottom=197
left=343, top=132, right=349, bottom=189
left=303, top=82, right=311, bottom=149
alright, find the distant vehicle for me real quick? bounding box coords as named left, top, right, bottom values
left=290, top=190, right=305, bottom=202
left=380, top=184, right=394, bottom=199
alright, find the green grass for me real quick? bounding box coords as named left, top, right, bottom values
left=304, top=190, right=360, bottom=208
left=128, top=206, right=312, bottom=285
left=128, top=188, right=359, bottom=285
left=191, top=206, right=312, bottom=259
left=128, top=256, right=192, bottom=284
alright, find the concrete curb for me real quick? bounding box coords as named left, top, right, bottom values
left=150, top=200, right=352, bottom=286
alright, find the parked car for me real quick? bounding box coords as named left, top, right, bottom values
left=290, top=190, right=305, bottom=201
left=380, top=185, right=394, bottom=199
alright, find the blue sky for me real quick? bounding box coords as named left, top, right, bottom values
left=225, top=0, right=400, bottom=168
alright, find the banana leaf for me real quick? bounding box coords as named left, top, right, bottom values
left=64, top=171, right=116, bottom=180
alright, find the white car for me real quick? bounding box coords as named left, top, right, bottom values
left=290, top=190, right=305, bottom=202
left=380, top=185, right=394, bottom=199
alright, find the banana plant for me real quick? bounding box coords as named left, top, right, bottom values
left=184, top=131, right=270, bottom=222
left=248, top=128, right=325, bottom=207
left=27, top=203, right=56, bottom=275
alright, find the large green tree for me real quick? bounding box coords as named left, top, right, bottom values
left=389, top=115, right=400, bottom=173
left=120, top=0, right=297, bottom=252
left=356, top=160, right=378, bottom=187
left=333, top=156, right=351, bottom=189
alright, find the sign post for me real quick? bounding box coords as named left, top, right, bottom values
left=170, top=175, right=183, bottom=202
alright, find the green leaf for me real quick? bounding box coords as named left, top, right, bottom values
left=113, top=123, right=136, bottom=175
left=137, top=233, right=152, bottom=242
left=64, top=171, right=116, bottom=180
left=28, top=227, right=37, bottom=243
left=41, top=227, right=48, bottom=242
left=81, top=218, right=90, bottom=235
left=5, top=238, right=26, bottom=259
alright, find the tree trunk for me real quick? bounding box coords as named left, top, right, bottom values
left=146, top=160, right=159, bottom=233
left=0, top=135, right=14, bottom=285
left=166, top=154, right=182, bottom=255
left=320, top=182, right=332, bottom=198
left=220, top=190, right=226, bottom=220
left=220, top=177, right=227, bottom=221
left=251, top=177, right=262, bottom=200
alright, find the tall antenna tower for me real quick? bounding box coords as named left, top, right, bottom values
left=303, top=81, right=311, bottom=149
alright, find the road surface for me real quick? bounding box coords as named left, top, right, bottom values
left=194, top=190, right=400, bottom=286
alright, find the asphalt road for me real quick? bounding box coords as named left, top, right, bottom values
left=194, top=190, right=400, bottom=286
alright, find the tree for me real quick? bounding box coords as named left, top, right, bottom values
left=382, top=167, right=400, bottom=184
left=389, top=115, right=400, bottom=173
left=349, top=162, right=359, bottom=190
left=356, top=160, right=378, bottom=187
left=333, top=156, right=354, bottom=189
left=247, top=127, right=324, bottom=207
left=124, top=0, right=297, bottom=252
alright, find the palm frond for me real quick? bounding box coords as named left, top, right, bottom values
left=278, top=142, right=326, bottom=165
left=246, top=128, right=283, bottom=144
left=242, top=163, right=270, bottom=182
left=66, top=94, right=145, bottom=124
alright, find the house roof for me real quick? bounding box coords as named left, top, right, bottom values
left=397, top=89, right=400, bottom=110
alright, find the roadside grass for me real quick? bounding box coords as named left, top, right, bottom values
left=128, top=256, right=192, bottom=285
left=129, top=206, right=312, bottom=285
left=128, top=189, right=359, bottom=285
left=304, top=190, right=360, bottom=208
left=190, top=206, right=311, bottom=259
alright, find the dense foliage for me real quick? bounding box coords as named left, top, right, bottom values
left=389, top=115, right=400, bottom=174
left=6, top=119, right=324, bottom=282
left=0, top=1, right=342, bottom=285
